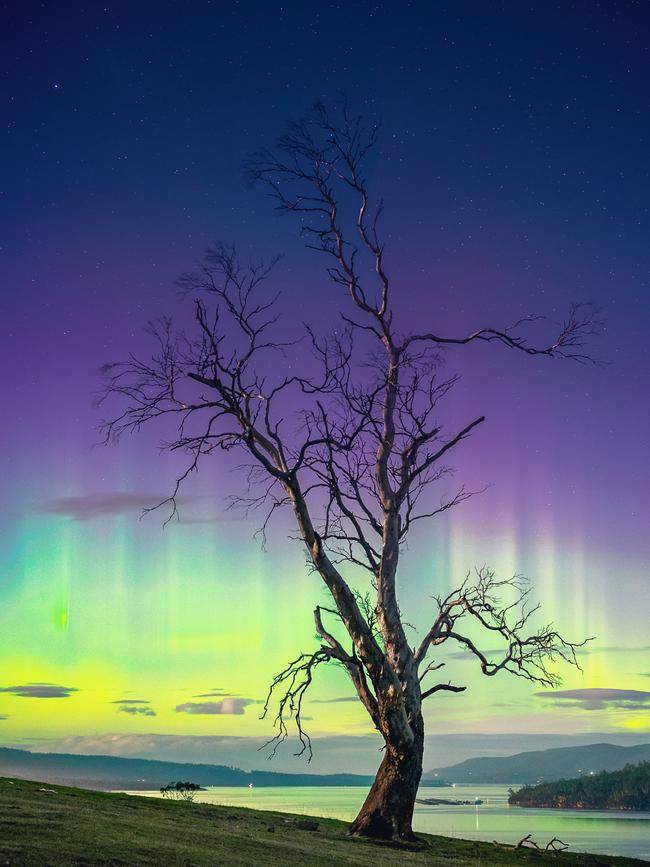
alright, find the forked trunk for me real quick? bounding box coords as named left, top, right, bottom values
left=349, top=717, right=424, bottom=841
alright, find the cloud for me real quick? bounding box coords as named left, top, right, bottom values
left=579, top=645, right=650, bottom=656
left=175, top=698, right=252, bottom=715
left=0, top=715, right=7, bottom=720
left=311, top=696, right=358, bottom=704
left=0, top=683, right=78, bottom=699
left=17, top=732, right=383, bottom=774
left=110, top=698, right=156, bottom=716
left=35, top=492, right=233, bottom=523
left=535, top=688, right=650, bottom=711
left=192, top=691, right=230, bottom=698
left=118, top=705, right=157, bottom=717
left=15, top=731, right=650, bottom=777
left=445, top=644, right=650, bottom=661
left=36, top=493, right=175, bottom=520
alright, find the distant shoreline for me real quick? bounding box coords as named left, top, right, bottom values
left=511, top=803, right=650, bottom=813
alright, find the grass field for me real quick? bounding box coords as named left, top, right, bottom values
left=0, top=776, right=646, bottom=866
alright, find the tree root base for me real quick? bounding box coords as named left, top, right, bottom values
left=348, top=829, right=427, bottom=851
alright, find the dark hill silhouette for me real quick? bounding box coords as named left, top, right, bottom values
left=425, top=742, right=650, bottom=784
left=0, top=747, right=374, bottom=790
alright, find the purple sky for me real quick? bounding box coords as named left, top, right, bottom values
left=1, top=1, right=648, bottom=771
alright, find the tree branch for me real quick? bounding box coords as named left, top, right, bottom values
left=421, top=682, right=466, bottom=700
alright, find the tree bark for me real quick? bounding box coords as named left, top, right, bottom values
left=349, top=712, right=424, bottom=841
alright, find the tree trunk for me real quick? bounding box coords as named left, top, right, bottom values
left=349, top=716, right=424, bottom=841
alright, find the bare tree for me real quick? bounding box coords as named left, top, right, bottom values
left=99, top=102, right=597, bottom=842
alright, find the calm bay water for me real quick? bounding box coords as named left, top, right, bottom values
left=133, top=784, right=650, bottom=861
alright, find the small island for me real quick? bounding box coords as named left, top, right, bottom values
left=509, top=761, right=650, bottom=811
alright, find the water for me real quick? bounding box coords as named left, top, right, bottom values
left=132, top=784, right=650, bottom=861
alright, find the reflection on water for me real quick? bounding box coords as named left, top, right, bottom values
left=130, top=784, right=650, bottom=861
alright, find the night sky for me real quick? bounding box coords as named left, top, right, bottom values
left=1, top=1, right=649, bottom=773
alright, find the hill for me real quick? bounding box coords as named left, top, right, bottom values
left=509, top=762, right=650, bottom=811
left=1, top=776, right=646, bottom=866
left=0, top=747, right=373, bottom=790
left=425, top=742, right=650, bottom=785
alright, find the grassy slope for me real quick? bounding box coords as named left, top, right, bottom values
left=0, top=777, right=646, bottom=867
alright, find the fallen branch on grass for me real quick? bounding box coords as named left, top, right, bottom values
left=493, top=834, right=569, bottom=853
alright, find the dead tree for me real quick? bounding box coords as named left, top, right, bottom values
left=99, top=102, right=597, bottom=842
